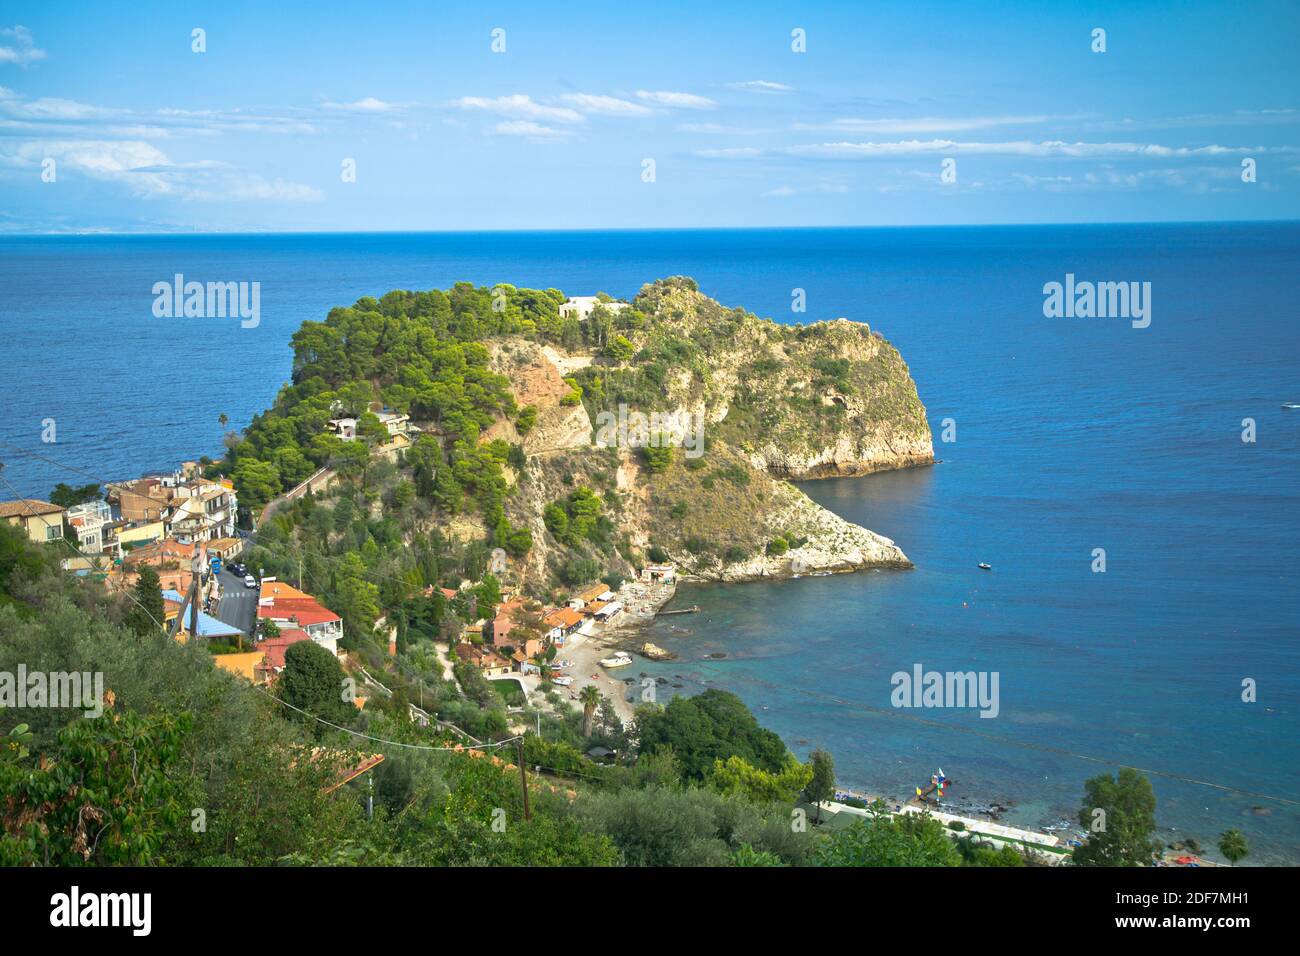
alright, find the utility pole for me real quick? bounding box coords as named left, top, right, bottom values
left=516, top=739, right=532, bottom=821
left=188, top=549, right=203, bottom=639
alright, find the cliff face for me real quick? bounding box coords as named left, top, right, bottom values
left=485, top=278, right=933, bottom=590
left=627, top=279, right=934, bottom=480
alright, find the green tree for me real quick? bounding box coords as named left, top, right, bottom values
left=0, top=710, right=194, bottom=866
left=805, top=747, right=835, bottom=822
left=635, top=689, right=788, bottom=781
left=580, top=684, right=602, bottom=737
left=333, top=551, right=380, bottom=636
left=1218, top=828, right=1249, bottom=866
left=1073, top=768, right=1160, bottom=867
left=641, top=442, right=673, bottom=474
left=604, top=335, right=634, bottom=363
left=232, top=457, right=282, bottom=513
left=279, top=640, right=355, bottom=734
left=124, top=565, right=165, bottom=637
left=711, top=753, right=813, bottom=804
left=48, top=482, right=103, bottom=509
left=815, top=813, right=961, bottom=867
left=515, top=405, right=538, bottom=435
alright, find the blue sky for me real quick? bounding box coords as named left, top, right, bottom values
left=1, top=0, right=1297, bottom=232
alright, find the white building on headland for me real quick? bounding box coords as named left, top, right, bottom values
left=559, top=296, right=629, bottom=320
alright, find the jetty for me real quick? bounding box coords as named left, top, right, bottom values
left=657, top=605, right=699, bottom=616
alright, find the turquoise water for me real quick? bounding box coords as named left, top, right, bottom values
left=1, top=224, right=1297, bottom=860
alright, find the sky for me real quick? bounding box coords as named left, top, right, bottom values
left=0, top=0, right=1297, bottom=232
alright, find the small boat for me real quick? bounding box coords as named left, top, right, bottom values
left=977, top=562, right=991, bottom=570
left=599, top=653, right=633, bottom=668
left=1283, top=402, right=1300, bottom=410
left=551, top=676, right=573, bottom=686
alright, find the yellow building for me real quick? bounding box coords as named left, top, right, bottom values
left=0, top=499, right=65, bottom=544
left=116, top=520, right=167, bottom=550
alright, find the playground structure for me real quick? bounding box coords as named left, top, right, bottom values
left=912, top=768, right=950, bottom=805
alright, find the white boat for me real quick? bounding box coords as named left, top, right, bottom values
left=1283, top=402, right=1300, bottom=410
left=978, top=562, right=991, bottom=570
left=551, top=676, right=573, bottom=686
left=599, top=653, right=633, bottom=668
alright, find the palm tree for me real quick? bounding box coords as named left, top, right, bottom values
left=1218, top=828, right=1249, bottom=866
left=218, top=412, right=228, bottom=429
left=579, top=685, right=601, bottom=737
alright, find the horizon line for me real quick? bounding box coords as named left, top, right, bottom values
left=4, top=217, right=1300, bottom=239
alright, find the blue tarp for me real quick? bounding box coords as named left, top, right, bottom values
left=162, top=589, right=245, bottom=639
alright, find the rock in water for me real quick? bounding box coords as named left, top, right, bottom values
left=640, top=642, right=676, bottom=661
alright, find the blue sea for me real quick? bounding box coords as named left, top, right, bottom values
left=1, top=225, right=1297, bottom=862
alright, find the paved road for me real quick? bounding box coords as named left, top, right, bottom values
left=213, top=567, right=259, bottom=638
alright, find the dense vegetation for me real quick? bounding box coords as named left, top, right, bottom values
left=0, top=522, right=1178, bottom=867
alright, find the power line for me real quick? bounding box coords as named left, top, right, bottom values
left=0, top=440, right=216, bottom=509
left=0, top=470, right=174, bottom=636
left=256, top=688, right=521, bottom=753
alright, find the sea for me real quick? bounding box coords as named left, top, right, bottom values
left=1, top=224, right=1297, bottom=863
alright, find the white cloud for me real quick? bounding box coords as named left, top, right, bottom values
left=493, top=120, right=571, bottom=140
left=779, top=139, right=1283, bottom=159
left=0, top=26, right=45, bottom=66
left=224, top=176, right=323, bottom=201
left=800, top=115, right=1072, bottom=134
left=635, top=90, right=717, bottom=110
left=762, top=182, right=849, bottom=197
left=677, top=122, right=766, bottom=135
left=0, top=89, right=318, bottom=136
left=694, top=147, right=763, bottom=159
left=323, top=97, right=400, bottom=113
left=559, top=93, right=653, bottom=116
left=0, top=139, right=320, bottom=201
left=456, top=94, right=583, bottom=124
left=0, top=86, right=119, bottom=121
left=727, top=80, right=794, bottom=95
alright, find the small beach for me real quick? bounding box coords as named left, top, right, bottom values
left=548, top=577, right=679, bottom=726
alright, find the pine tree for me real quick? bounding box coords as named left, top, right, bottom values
left=124, top=565, right=165, bottom=637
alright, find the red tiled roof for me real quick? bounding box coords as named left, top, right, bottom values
left=258, top=601, right=339, bottom=627
left=543, top=607, right=583, bottom=629
left=258, top=629, right=312, bottom=670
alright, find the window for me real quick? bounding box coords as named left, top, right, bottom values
left=45, top=524, right=61, bottom=541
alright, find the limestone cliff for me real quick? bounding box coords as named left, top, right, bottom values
left=486, top=277, right=933, bottom=591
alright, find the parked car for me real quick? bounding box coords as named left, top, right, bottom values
left=229, top=562, right=246, bottom=577
left=243, top=575, right=258, bottom=589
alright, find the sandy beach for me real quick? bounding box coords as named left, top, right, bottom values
left=552, top=578, right=679, bottom=726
